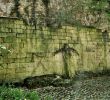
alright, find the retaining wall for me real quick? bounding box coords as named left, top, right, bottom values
left=0, top=17, right=109, bottom=82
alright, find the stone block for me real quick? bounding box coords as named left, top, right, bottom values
left=7, top=63, right=19, bottom=69
left=15, top=58, right=26, bottom=63
left=0, top=68, right=6, bottom=73
left=0, top=74, right=5, bottom=81
left=0, top=57, right=4, bottom=64
left=15, top=72, right=29, bottom=80
left=16, top=29, right=23, bottom=33
left=14, top=20, right=24, bottom=26
left=25, top=57, right=32, bottom=62
left=4, top=36, right=16, bottom=43
left=6, top=68, right=15, bottom=74
left=0, top=33, right=7, bottom=37
left=16, top=53, right=27, bottom=58
left=0, top=37, right=4, bottom=43
left=0, top=27, right=8, bottom=32
left=16, top=67, right=26, bottom=73
left=8, top=53, right=18, bottom=58
left=5, top=73, right=16, bottom=81
left=26, top=66, right=34, bottom=73
left=3, top=58, right=15, bottom=63
left=16, top=33, right=26, bottom=38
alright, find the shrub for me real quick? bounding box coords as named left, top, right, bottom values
left=0, top=85, right=40, bottom=100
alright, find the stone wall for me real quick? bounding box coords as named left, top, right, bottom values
left=0, top=17, right=110, bottom=82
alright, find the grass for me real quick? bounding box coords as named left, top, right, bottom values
left=0, top=85, right=52, bottom=100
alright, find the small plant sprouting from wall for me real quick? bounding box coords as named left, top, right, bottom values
left=0, top=45, right=11, bottom=57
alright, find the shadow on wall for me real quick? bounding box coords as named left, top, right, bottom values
left=53, top=43, right=79, bottom=78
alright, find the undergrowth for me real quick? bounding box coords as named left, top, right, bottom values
left=0, top=85, right=52, bottom=100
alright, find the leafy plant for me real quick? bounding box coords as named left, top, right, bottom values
left=0, top=45, right=11, bottom=56
left=25, top=91, right=40, bottom=100
left=0, top=85, right=41, bottom=100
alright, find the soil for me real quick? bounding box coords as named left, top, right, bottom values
left=35, top=76, right=110, bottom=100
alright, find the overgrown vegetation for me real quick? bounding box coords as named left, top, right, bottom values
left=0, top=85, right=52, bottom=100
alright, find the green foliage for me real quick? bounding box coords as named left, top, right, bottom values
left=25, top=91, right=40, bottom=100
left=0, top=86, right=41, bottom=100
left=0, top=45, right=11, bottom=57
left=90, top=0, right=108, bottom=11
left=45, top=96, right=53, bottom=100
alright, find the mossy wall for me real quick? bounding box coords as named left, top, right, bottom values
left=0, top=17, right=109, bottom=82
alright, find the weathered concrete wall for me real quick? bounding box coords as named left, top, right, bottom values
left=0, top=17, right=110, bottom=82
